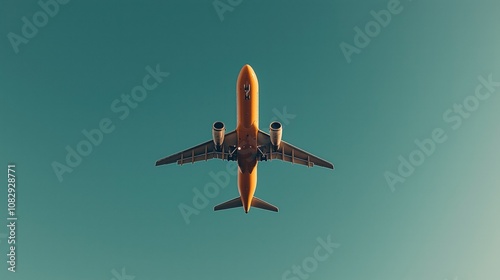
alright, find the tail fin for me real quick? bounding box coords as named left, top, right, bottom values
left=213, top=196, right=279, bottom=212
left=251, top=197, right=279, bottom=212
left=214, top=197, right=242, bottom=211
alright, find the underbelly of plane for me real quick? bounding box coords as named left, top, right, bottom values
left=237, top=125, right=258, bottom=210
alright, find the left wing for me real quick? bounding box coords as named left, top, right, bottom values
left=155, top=130, right=237, bottom=166
left=257, top=130, right=334, bottom=169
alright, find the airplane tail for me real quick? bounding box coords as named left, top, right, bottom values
left=214, top=197, right=242, bottom=211
left=251, top=197, right=279, bottom=212
left=214, top=196, right=278, bottom=212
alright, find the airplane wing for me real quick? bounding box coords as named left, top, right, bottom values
left=257, top=130, right=334, bottom=169
left=155, top=130, right=237, bottom=166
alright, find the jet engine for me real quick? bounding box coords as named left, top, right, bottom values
left=269, top=121, right=282, bottom=149
left=212, top=121, right=225, bottom=148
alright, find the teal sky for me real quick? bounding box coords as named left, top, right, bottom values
left=1, top=1, right=500, bottom=279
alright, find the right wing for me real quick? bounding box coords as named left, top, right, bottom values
left=155, top=130, right=237, bottom=166
left=257, top=130, right=334, bottom=169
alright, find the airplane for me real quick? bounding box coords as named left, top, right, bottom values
left=155, top=64, right=334, bottom=213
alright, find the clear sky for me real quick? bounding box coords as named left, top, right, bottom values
left=1, top=0, right=500, bottom=280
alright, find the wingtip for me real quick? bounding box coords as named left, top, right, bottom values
left=326, top=161, right=334, bottom=169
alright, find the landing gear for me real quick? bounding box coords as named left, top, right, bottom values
left=244, top=83, right=250, bottom=100
left=228, top=145, right=238, bottom=161
left=257, top=146, right=267, bottom=161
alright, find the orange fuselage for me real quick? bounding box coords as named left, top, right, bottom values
left=236, top=65, right=259, bottom=213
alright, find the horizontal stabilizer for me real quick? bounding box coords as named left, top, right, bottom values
left=251, top=197, right=279, bottom=212
left=214, top=197, right=242, bottom=211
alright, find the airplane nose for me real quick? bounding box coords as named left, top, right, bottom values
left=240, top=64, right=254, bottom=76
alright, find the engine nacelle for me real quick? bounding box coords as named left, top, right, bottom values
left=269, top=121, right=282, bottom=149
left=212, top=121, right=225, bottom=147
